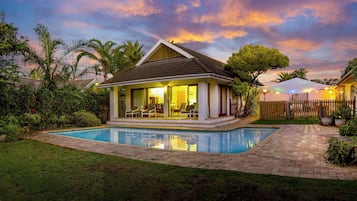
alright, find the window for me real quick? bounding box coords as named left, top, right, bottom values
left=148, top=87, right=164, bottom=104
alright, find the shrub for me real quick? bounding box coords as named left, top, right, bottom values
left=0, top=124, right=23, bottom=142
left=22, top=113, right=41, bottom=130
left=332, top=104, right=352, bottom=120
left=0, top=116, right=24, bottom=142
left=338, top=117, right=357, bottom=136
left=326, top=137, right=355, bottom=165
left=73, top=111, right=101, bottom=127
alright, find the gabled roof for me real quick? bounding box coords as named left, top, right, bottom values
left=100, top=39, right=233, bottom=87
left=337, top=66, right=357, bottom=85
left=69, top=79, right=97, bottom=89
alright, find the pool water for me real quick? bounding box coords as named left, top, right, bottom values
left=50, top=127, right=276, bottom=154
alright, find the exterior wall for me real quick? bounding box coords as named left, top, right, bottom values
left=148, top=45, right=182, bottom=61
left=209, top=81, right=219, bottom=118
left=120, top=78, right=231, bottom=119
left=198, top=81, right=209, bottom=121
left=110, top=86, right=119, bottom=121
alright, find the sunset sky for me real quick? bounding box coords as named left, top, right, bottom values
left=2, top=0, right=357, bottom=82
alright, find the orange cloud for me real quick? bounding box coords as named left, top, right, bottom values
left=59, top=0, right=160, bottom=17
left=194, top=1, right=283, bottom=27
left=62, top=20, right=99, bottom=29
left=175, top=0, right=201, bottom=13
left=176, top=4, right=188, bottom=13
left=284, top=1, right=356, bottom=24
left=111, top=0, right=160, bottom=16
left=275, top=39, right=320, bottom=51
left=166, top=29, right=247, bottom=43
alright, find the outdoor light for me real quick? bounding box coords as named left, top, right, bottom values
left=262, top=89, right=267, bottom=101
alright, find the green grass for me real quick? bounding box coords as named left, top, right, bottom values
left=252, top=118, right=319, bottom=124
left=1, top=140, right=356, bottom=201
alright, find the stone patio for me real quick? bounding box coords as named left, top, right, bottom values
left=31, top=119, right=357, bottom=180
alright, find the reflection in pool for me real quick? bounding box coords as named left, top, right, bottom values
left=50, top=127, right=276, bottom=154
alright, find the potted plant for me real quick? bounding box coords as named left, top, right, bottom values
left=321, top=114, right=333, bottom=126
left=332, top=104, right=352, bottom=127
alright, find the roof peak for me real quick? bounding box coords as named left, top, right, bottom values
left=135, top=39, right=194, bottom=66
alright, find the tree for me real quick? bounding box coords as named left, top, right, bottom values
left=122, top=40, right=144, bottom=67
left=224, top=44, right=289, bottom=116
left=0, top=11, right=28, bottom=116
left=77, top=39, right=124, bottom=80
left=291, top=68, right=307, bottom=79
left=224, top=44, right=289, bottom=85
left=341, top=58, right=357, bottom=78
left=277, top=68, right=307, bottom=82
left=277, top=72, right=293, bottom=82
left=310, top=78, right=338, bottom=85
left=25, top=24, right=86, bottom=89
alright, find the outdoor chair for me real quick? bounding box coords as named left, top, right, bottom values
left=125, top=106, right=140, bottom=117
left=141, top=105, right=156, bottom=118
left=180, top=104, right=195, bottom=118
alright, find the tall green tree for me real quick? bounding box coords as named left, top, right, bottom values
left=77, top=39, right=124, bottom=80
left=0, top=11, right=28, bottom=116
left=224, top=44, right=289, bottom=85
left=25, top=24, right=86, bottom=89
left=224, top=44, right=289, bottom=116
left=122, top=40, right=144, bottom=67
left=341, top=58, right=357, bottom=78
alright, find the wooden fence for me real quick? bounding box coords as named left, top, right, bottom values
left=259, top=99, right=356, bottom=120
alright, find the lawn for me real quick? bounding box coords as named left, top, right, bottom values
left=0, top=140, right=356, bottom=201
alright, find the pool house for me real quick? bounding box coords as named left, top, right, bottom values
left=100, top=39, right=238, bottom=128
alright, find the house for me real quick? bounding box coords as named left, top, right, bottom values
left=337, top=68, right=357, bottom=101
left=100, top=39, right=237, bottom=127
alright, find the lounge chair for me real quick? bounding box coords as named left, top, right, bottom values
left=125, top=106, right=140, bottom=117
left=141, top=105, right=156, bottom=118
left=180, top=104, right=195, bottom=117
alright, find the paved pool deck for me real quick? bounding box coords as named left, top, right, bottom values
left=31, top=118, right=357, bottom=180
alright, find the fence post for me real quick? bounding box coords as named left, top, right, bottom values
left=352, top=96, right=357, bottom=117
left=287, top=101, right=291, bottom=120
left=318, top=101, right=323, bottom=119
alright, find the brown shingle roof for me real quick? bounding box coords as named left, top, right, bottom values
left=101, top=43, right=233, bottom=86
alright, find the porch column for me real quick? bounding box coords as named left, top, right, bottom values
left=164, top=86, right=169, bottom=117
left=226, top=87, right=231, bottom=116
left=198, top=81, right=209, bottom=121
left=209, top=82, right=219, bottom=118
left=110, top=86, right=119, bottom=120
left=125, top=87, right=131, bottom=111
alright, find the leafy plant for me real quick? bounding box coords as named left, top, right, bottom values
left=326, top=137, right=355, bottom=165
left=0, top=116, right=23, bottom=142
left=332, top=104, right=352, bottom=120
left=73, top=110, right=101, bottom=127
left=21, top=113, right=41, bottom=130
left=338, top=117, right=357, bottom=136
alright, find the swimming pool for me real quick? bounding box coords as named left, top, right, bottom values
left=49, top=127, right=276, bottom=154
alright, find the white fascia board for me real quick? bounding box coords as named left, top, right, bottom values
left=135, top=39, right=194, bottom=66
left=98, top=73, right=232, bottom=88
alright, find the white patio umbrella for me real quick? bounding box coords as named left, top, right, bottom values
left=266, top=78, right=329, bottom=99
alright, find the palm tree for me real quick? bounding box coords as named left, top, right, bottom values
left=122, top=40, right=144, bottom=67
left=277, top=72, right=293, bottom=82
left=291, top=68, right=307, bottom=79
left=25, top=24, right=86, bottom=89
left=29, top=68, right=43, bottom=80
left=77, top=39, right=124, bottom=80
